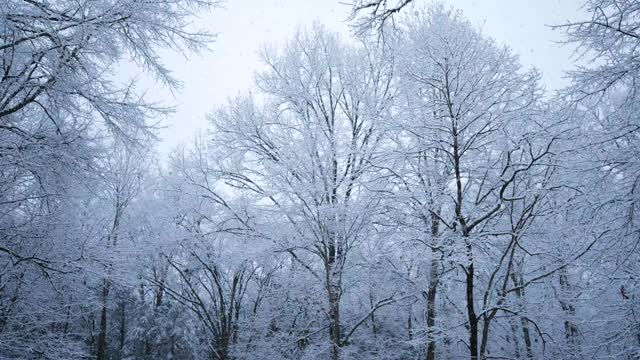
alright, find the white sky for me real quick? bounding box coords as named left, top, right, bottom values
left=146, top=0, right=584, bottom=157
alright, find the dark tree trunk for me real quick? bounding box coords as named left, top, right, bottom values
left=369, top=292, right=378, bottom=338
left=96, top=279, right=110, bottom=360
left=408, top=304, right=413, bottom=341
left=508, top=315, right=521, bottom=359
left=559, top=269, right=579, bottom=352
left=510, top=272, right=533, bottom=358
left=329, top=286, right=341, bottom=360
left=426, top=212, right=441, bottom=360
left=119, top=298, right=126, bottom=354
left=466, top=257, right=478, bottom=360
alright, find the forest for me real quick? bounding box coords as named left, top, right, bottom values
left=1, top=0, right=639, bottom=359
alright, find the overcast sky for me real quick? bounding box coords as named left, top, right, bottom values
left=146, top=0, right=584, bottom=157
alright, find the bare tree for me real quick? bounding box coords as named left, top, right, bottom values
left=0, top=0, right=219, bottom=357
left=552, top=0, right=640, bottom=357
left=394, top=5, right=557, bottom=359
left=208, top=25, right=398, bottom=359
left=349, top=0, right=415, bottom=35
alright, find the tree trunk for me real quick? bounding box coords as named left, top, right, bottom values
left=369, top=292, right=378, bottom=338
left=510, top=272, right=533, bottom=358
left=97, top=198, right=122, bottom=360
left=451, top=111, right=478, bottom=360
left=96, top=279, right=110, bottom=360
left=425, top=269, right=438, bottom=360
left=426, top=212, right=441, bottom=360
left=558, top=268, right=579, bottom=353
left=520, top=315, right=534, bottom=359
left=479, top=313, right=491, bottom=360
left=326, top=218, right=342, bottom=360
left=329, top=285, right=341, bottom=360
left=466, top=245, right=478, bottom=360
left=119, top=298, right=126, bottom=354
left=407, top=303, right=413, bottom=341
left=508, top=315, right=521, bottom=359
